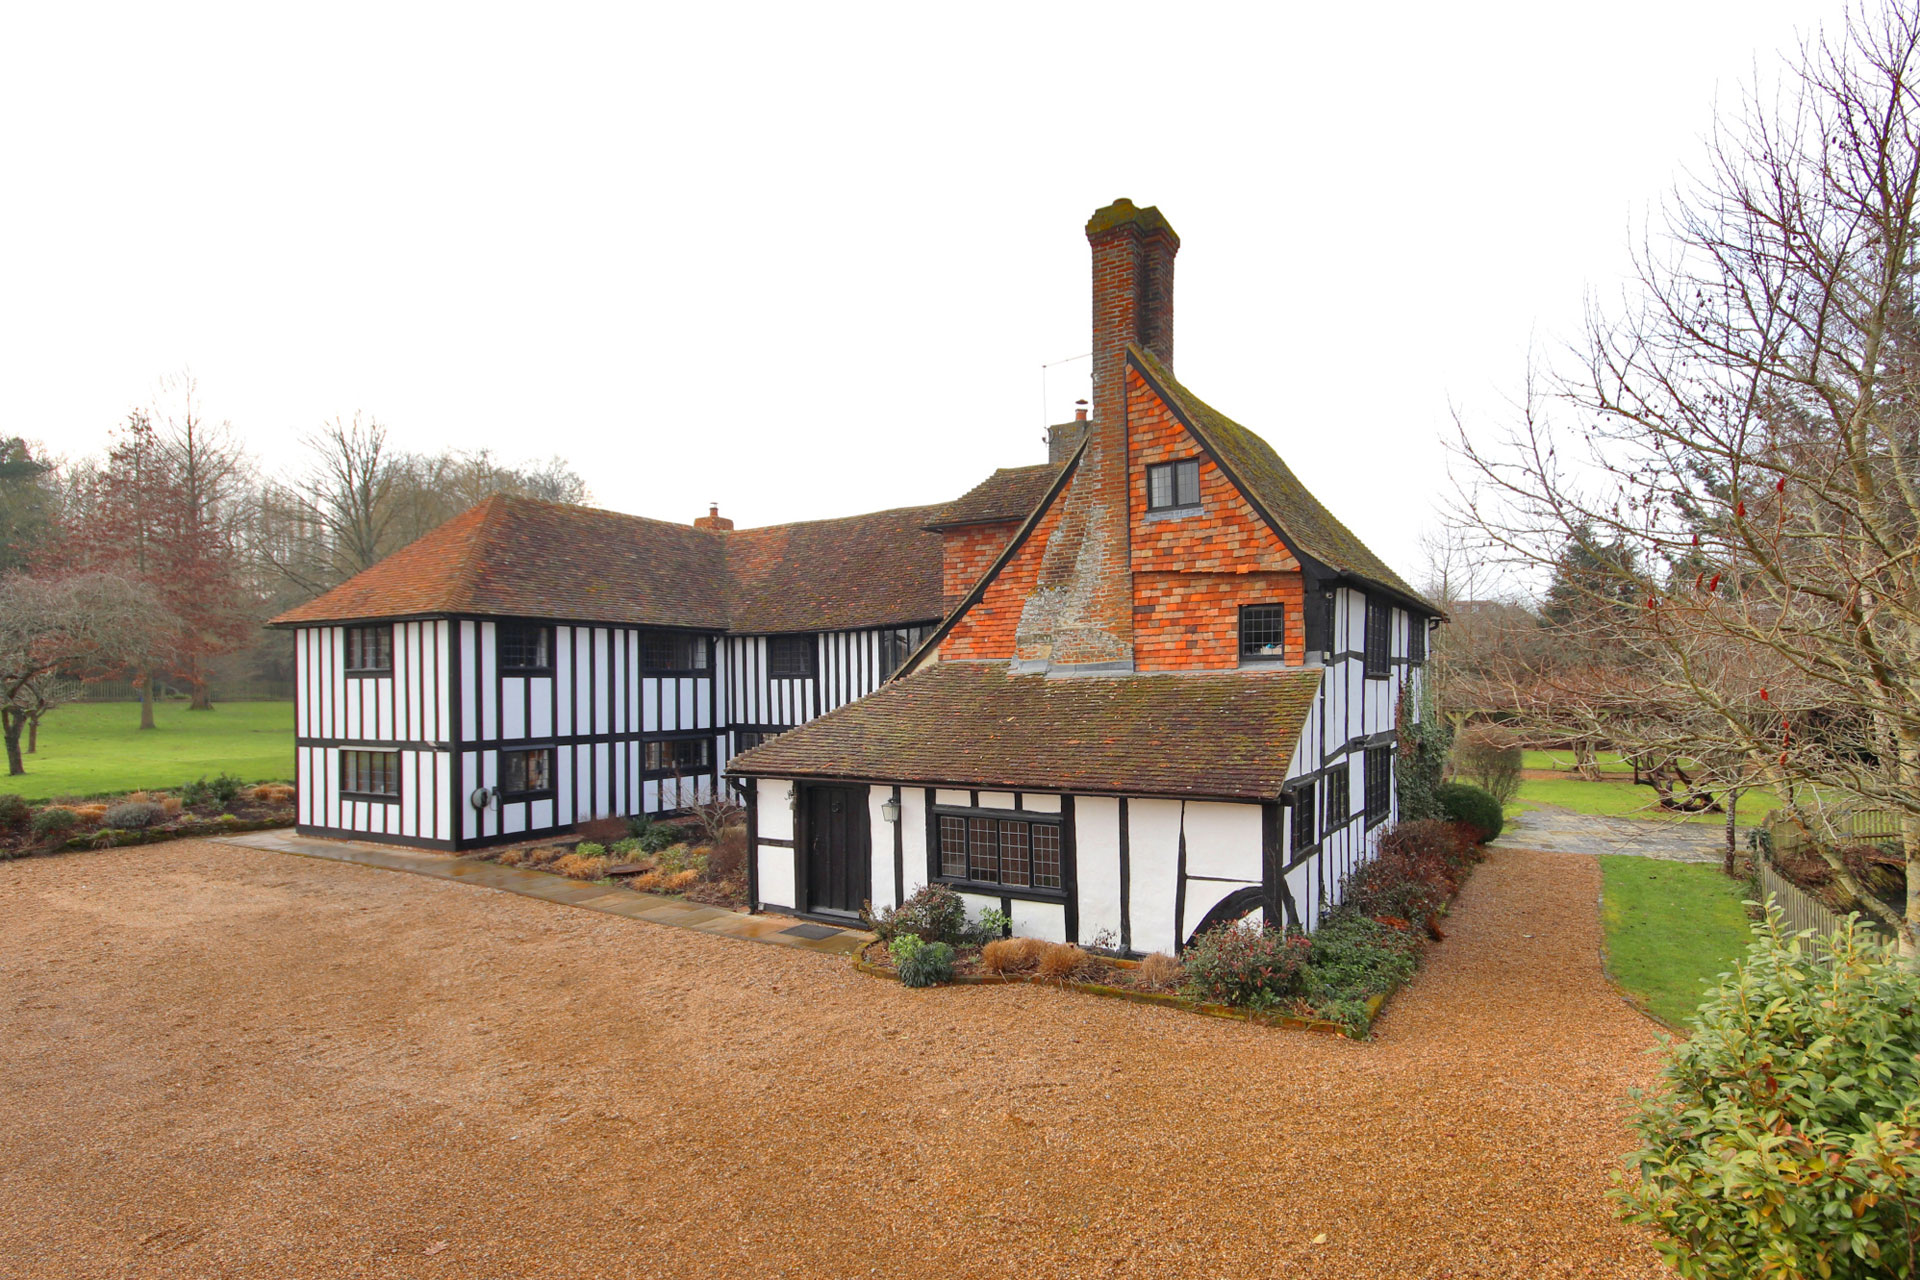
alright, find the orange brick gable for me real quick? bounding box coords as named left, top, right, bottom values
left=939, top=472, right=1076, bottom=660
left=940, top=521, right=1020, bottom=612
left=1134, top=572, right=1305, bottom=670
left=1127, top=366, right=1306, bottom=670
left=1127, top=367, right=1297, bottom=575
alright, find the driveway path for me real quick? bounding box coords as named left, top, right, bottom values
left=0, top=839, right=1667, bottom=1279
left=1498, top=802, right=1730, bottom=862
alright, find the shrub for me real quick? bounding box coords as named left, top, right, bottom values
left=981, top=937, right=1042, bottom=974
left=1343, top=819, right=1475, bottom=928
left=71, top=803, right=109, bottom=823
left=247, top=782, right=296, bottom=805
left=962, top=907, right=1012, bottom=946
left=864, top=883, right=968, bottom=946
left=103, top=801, right=165, bottom=829
left=1302, top=908, right=1420, bottom=1006
left=159, top=796, right=183, bottom=817
left=626, top=815, right=681, bottom=853
left=1436, top=781, right=1503, bottom=841
left=1613, top=912, right=1920, bottom=1279
left=1182, top=922, right=1311, bottom=1009
left=628, top=871, right=664, bottom=892
left=30, top=807, right=79, bottom=840
left=208, top=773, right=244, bottom=806
left=653, top=843, right=706, bottom=875
left=553, top=853, right=612, bottom=880
left=494, top=848, right=528, bottom=868
left=705, top=825, right=746, bottom=881
left=0, top=794, right=28, bottom=831
left=891, top=935, right=956, bottom=988
left=1395, top=682, right=1453, bottom=821
left=1452, top=728, right=1524, bottom=805
left=1036, top=943, right=1089, bottom=979
left=663, top=868, right=701, bottom=891
left=180, top=778, right=212, bottom=808
left=1136, top=951, right=1184, bottom=990
left=607, top=836, right=643, bottom=857
left=574, top=841, right=607, bottom=858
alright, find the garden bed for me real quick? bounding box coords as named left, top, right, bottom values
left=462, top=812, right=749, bottom=909
left=0, top=777, right=297, bottom=860
left=855, top=816, right=1492, bottom=1039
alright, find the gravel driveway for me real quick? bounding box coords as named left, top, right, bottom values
left=0, top=840, right=1667, bottom=1279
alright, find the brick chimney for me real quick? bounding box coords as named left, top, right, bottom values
left=1046, top=401, right=1089, bottom=465
left=1014, top=199, right=1179, bottom=674
left=693, top=504, right=733, bottom=531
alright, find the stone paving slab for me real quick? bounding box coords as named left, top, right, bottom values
left=1494, top=803, right=1730, bottom=862
left=213, top=828, right=874, bottom=955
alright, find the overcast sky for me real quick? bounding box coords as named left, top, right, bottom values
left=1, top=1, right=1839, bottom=582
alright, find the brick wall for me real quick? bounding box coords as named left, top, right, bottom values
left=1127, top=365, right=1305, bottom=670
left=940, top=521, right=1019, bottom=611
left=943, top=474, right=1075, bottom=661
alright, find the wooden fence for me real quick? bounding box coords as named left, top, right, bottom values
left=1754, top=852, right=1888, bottom=966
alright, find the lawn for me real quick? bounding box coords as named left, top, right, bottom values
left=0, top=700, right=294, bottom=801
left=1512, top=750, right=1779, bottom=828
left=1598, top=855, right=1755, bottom=1027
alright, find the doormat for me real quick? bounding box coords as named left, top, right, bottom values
left=779, top=923, right=846, bottom=940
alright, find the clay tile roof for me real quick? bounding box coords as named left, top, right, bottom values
left=1129, top=346, right=1437, bottom=613
left=922, top=463, right=1062, bottom=530
left=726, top=661, right=1323, bottom=801
left=269, top=495, right=729, bottom=628
left=268, top=494, right=947, bottom=633
left=723, top=505, right=945, bottom=633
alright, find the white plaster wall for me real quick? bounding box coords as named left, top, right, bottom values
left=1074, top=796, right=1123, bottom=946
left=755, top=778, right=796, bottom=908
left=1127, top=799, right=1185, bottom=954
left=866, top=786, right=894, bottom=911
left=976, top=791, right=1016, bottom=810
left=891, top=785, right=930, bottom=911
left=1009, top=899, right=1068, bottom=943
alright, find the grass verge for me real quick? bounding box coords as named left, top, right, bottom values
left=0, top=701, right=294, bottom=801
left=1598, top=854, right=1753, bottom=1028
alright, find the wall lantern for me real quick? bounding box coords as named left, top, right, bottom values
left=881, top=797, right=901, bottom=824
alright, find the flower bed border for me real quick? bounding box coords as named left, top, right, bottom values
left=2, top=816, right=295, bottom=860
left=850, top=955, right=1386, bottom=1037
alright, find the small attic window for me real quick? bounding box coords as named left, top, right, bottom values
left=1146, top=458, right=1200, bottom=512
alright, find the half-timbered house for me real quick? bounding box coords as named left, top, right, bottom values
left=727, top=199, right=1438, bottom=954
left=271, top=198, right=1436, bottom=957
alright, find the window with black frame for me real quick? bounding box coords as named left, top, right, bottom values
left=1239, top=604, right=1286, bottom=662
left=499, top=623, right=553, bottom=673
left=642, top=631, right=708, bottom=673
left=340, top=749, right=400, bottom=800
left=1290, top=783, right=1317, bottom=853
left=878, top=625, right=933, bottom=678
left=344, top=626, right=392, bottom=674
left=1409, top=617, right=1427, bottom=662
left=1325, top=765, right=1351, bottom=833
left=1146, top=458, right=1201, bottom=512
left=733, top=728, right=789, bottom=754
left=1364, top=746, right=1392, bottom=825
left=934, top=810, right=1063, bottom=893
left=500, top=747, right=554, bottom=799
left=767, top=635, right=814, bottom=679
left=1363, top=598, right=1391, bottom=677
left=644, top=737, right=712, bottom=775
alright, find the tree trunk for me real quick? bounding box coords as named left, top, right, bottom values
left=135, top=673, right=156, bottom=730
left=3, top=711, right=23, bottom=777
left=188, top=684, right=212, bottom=711
left=27, top=713, right=39, bottom=754
left=1724, top=789, right=1739, bottom=878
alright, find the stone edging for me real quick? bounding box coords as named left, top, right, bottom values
left=50, top=817, right=292, bottom=855
left=850, top=956, right=1385, bottom=1037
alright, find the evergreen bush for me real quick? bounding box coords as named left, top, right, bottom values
left=103, top=800, right=165, bottom=829
left=0, top=794, right=28, bottom=830
left=1181, top=921, right=1311, bottom=1009
left=1436, top=781, right=1503, bottom=841
left=889, top=934, right=955, bottom=987
left=1614, top=912, right=1920, bottom=1279
left=864, top=883, right=968, bottom=946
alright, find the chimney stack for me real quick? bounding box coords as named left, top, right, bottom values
left=694, top=504, right=733, bottom=531
left=1014, top=199, right=1179, bottom=674
left=1045, top=401, right=1091, bottom=465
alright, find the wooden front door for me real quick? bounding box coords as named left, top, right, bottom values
left=802, top=785, right=868, bottom=917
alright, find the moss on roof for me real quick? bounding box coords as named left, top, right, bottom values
left=1130, top=345, right=1436, bottom=612
left=727, top=660, right=1322, bottom=800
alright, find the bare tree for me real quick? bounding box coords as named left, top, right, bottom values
left=0, top=575, right=160, bottom=776
left=1453, top=4, right=1920, bottom=953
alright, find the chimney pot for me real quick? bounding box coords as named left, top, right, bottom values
left=693, top=504, right=734, bottom=532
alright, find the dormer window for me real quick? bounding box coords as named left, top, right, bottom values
left=1146, top=458, right=1200, bottom=512
left=1239, top=604, right=1287, bottom=664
